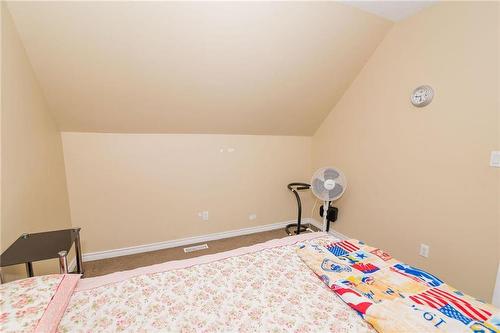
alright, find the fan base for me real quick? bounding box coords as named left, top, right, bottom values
left=285, top=223, right=317, bottom=236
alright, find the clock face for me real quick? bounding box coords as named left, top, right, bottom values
left=411, top=85, right=434, bottom=107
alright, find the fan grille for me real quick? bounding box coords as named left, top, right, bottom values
left=311, top=167, right=346, bottom=201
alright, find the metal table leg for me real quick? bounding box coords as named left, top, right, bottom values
left=25, top=262, right=34, bottom=277
left=74, top=229, right=84, bottom=275
left=58, top=251, right=68, bottom=274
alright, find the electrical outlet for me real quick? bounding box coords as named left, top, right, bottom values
left=490, top=151, right=500, bottom=167
left=419, top=244, right=430, bottom=258
left=248, top=213, right=257, bottom=220
left=198, top=211, right=209, bottom=221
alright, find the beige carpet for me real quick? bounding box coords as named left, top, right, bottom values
left=83, top=226, right=318, bottom=278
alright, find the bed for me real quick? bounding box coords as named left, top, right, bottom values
left=1, top=232, right=372, bottom=333
left=1, top=232, right=498, bottom=333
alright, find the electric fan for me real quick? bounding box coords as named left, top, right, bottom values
left=311, top=167, right=347, bottom=232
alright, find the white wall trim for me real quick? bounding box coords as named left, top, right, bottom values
left=83, top=218, right=325, bottom=262
left=493, top=261, right=500, bottom=306
left=308, top=218, right=349, bottom=240
left=328, top=228, right=349, bottom=240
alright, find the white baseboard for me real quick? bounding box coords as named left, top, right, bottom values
left=493, top=261, right=500, bottom=306
left=308, top=218, right=349, bottom=240
left=82, top=218, right=323, bottom=262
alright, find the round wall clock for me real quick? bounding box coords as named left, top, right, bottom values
left=411, top=85, right=434, bottom=107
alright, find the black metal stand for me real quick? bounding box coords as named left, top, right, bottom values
left=25, top=262, right=34, bottom=277
left=0, top=228, right=84, bottom=278
left=285, top=182, right=311, bottom=235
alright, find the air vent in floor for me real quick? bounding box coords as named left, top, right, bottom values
left=183, top=243, right=209, bottom=253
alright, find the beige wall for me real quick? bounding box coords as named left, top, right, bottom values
left=1, top=5, right=72, bottom=280
left=62, top=133, right=313, bottom=253
left=312, top=1, right=499, bottom=301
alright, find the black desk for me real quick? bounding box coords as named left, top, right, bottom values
left=0, top=228, right=84, bottom=277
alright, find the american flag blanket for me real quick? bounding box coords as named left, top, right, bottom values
left=297, top=238, right=500, bottom=333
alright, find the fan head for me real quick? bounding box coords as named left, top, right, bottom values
left=311, top=167, right=347, bottom=201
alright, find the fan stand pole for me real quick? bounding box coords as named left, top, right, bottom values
left=323, top=201, right=328, bottom=232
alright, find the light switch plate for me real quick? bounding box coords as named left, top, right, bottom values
left=490, top=151, right=500, bottom=167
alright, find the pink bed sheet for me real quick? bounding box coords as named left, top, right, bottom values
left=35, top=274, right=80, bottom=333
left=76, top=231, right=325, bottom=292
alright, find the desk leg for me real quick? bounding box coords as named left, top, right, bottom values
left=25, top=262, right=34, bottom=277
left=58, top=251, right=68, bottom=274
left=75, top=231, right=84, bottom=275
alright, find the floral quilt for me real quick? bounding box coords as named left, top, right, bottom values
left=297, top=238, right=500, bottom=333
left=57, top=233, right=375, bottom=332
left=0, top=274, right=80, bottom=333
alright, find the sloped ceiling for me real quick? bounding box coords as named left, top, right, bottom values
left=344, top=1, right=436, bottom=21
left=7, top=1, right=392, bottom=135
